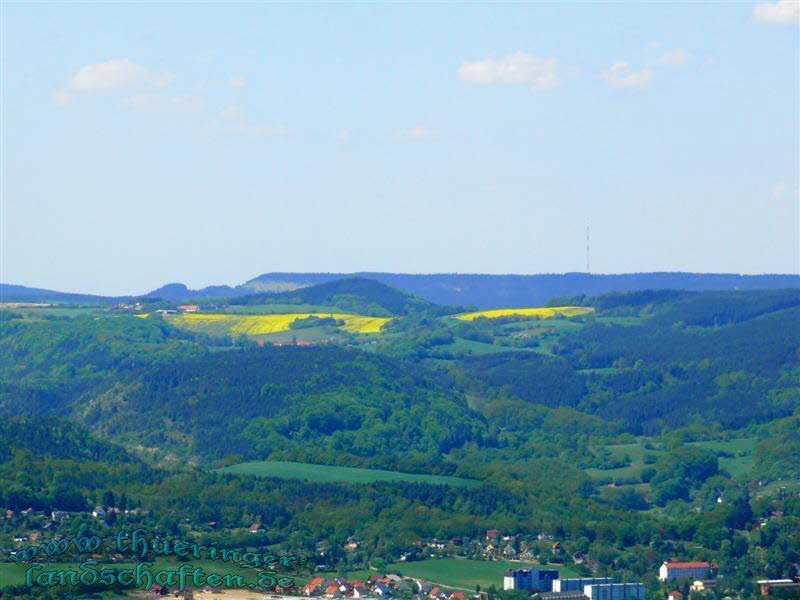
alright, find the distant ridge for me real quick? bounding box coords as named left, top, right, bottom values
left=2, top=272, right=798, bottom=309
left=243, top=272, right=800, bottom=309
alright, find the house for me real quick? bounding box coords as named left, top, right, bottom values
left=373, top=583, right=391, bottom=596
left=92, top=507, right=106, bottom=519
left=401, top=547, right=422, bottom=562
left=21, top=507, right=34, bottom=516
left=51, top=511, right=68, bottom=522
left=659, top=561, right=715, bottom=582
left=503, top=544, right=517, bottom=558
left=178, top=305, right=200, bottom=313
left=248, top=523, right=264, bottom=534
left=5, top=510, right=14, bottom=519
left=207, top=521, right=217, bottom=529
left=552, top=541, right=562, bottom=554
left=668, top=592, right=683, bottom=600
left=28, top=532, right=42, bottom=542
left=353, top=586, right=370, bottom=598
left=451, top=593, right=466, bottom=600
left=302, top=578, right=325, bottom=595
left=429, top=588, right=442, bottom=599
left=690, top=581, right=717, bottom=593
left=417, top=582, right=434, bottom=594
left=485, top=529, right=500, bottom=541
left=324, top=584, right=340, bottom=597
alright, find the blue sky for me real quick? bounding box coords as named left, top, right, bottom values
left=2, top=1, right=798, bottom=295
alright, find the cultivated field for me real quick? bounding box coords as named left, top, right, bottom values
left=453, top=307, right=594, bottom=321
left=217, top=460, right=479, bottom=487
left=168, top=313, right=391, bottom=336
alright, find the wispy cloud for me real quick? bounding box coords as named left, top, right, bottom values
left=458, top=51, right=562, bottom=92
left=201, top=120, right=289, bottom=138
left=657, top=49, right=689, bottom=68
left=753, top=0, right=800, bottom=24
left=50, top=90, right=74, bottom=106
left=52, top=58, right=174, bottom=106
left=337, top=128, right=352, bottom=141
left=602, top=62, right=652, bottom=88
left=220, top=105, right=242, bottom=119
left=399, top=125, right=438, bottom=141
left=68, top=59, right=173, bottom=92
left=229, top=74, right=247, bottom=88
left=120, top=93, right=205, bottom=112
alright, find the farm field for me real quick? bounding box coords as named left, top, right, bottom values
left=216, top=460, right=480, bottom=487
left=453, top=306, right=594, bottom=321
left=167, top=313, right=391, bottom=336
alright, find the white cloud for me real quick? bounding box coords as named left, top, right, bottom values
left=337, top=128, right=352, bottom=141
left=398, top=125, right=438, bottom=140
left=67, top=59, right=173, bottom=92
left=457, top=51, right=562, bottom=92
left=602, top=62, right=652, bottom=88
left=229, top=74, right=247, bottom=88
left=753, top=0, right=800, bottom=24
left=120, top=93, right=205, bottom=112
left=50, top=91, right=74, bottom=106
left=657, top=49, right=689, bottom=68
left=220, top=105, right=242, bottom=119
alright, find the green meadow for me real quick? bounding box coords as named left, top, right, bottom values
left=586, top=437, right=758, bottom=482
left=381, top=559, right=578, bottom=590
left=216, top=460, right=480, bottom=487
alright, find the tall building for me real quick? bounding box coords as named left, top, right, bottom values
left=504, top=569, right=561, bottom=592
left=658, top=562, right=715, bottom=582
left=583, top=583, right=645, bottom=600
left=504, top=569, right=538, bottom=591
left=554, top=579, right=614, bottom=592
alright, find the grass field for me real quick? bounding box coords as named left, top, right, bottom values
left=216, top=460, right=480, bottom=487
left=586, top=438, right=758, bottom=482
left=453, top=307, right=594, bottom=321
left=168, top=313, right=391, bottom=336
left=373, top=559, right=578, bottom=590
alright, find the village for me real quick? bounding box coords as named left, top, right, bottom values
left=4, top=507, right=799, bottom=600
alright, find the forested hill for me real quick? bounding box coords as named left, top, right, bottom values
left=230, top=277, right=438, bottom=316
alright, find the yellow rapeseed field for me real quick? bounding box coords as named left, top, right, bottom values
left=453, top=306, right=594, bottom=321
left=169, top=313, right=391, bottom=335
